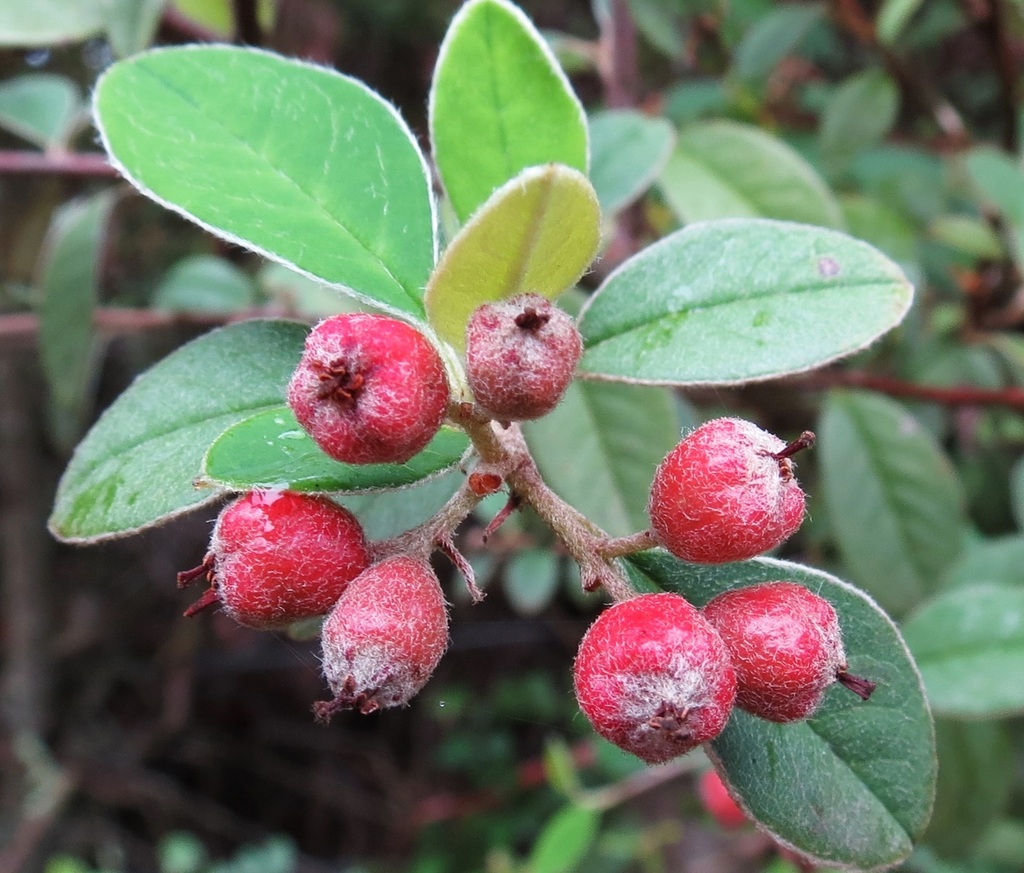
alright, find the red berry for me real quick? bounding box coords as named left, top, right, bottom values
left=465, top=293, right=582, bottom=420
left=698, top=769, right=748, bottom=829
left=573, top=593, right=737, bottom=764
left=702, top=581, right=874, bottom=723
left=178, top=490, right=370, bottom=629
left=288, top=313, right=450, bottom=464
left=648, top=418, right=809, bottom=564
left=315, top=555, right=448, bottom=719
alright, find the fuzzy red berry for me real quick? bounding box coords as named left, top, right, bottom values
left=573, top=592, right=737, bottom=764
left=701, top=581, right=875, bottom=723
left=178, top=489, right=370, bottom=629
left=465, top=293, right=582, bottom=420
left=315, top=555, right=448, bottom=719
left=698, top=769, right=748, bottom=829
left=288, top=313, right=450, bottom=464
left=648, top=418, right=810, bottom=564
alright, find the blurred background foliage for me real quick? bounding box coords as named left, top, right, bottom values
left=2, top=0, right=1024, bottom=871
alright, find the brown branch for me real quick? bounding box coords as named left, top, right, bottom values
left=0, top=308, right=286, bottom=348
left=0, top=151, right=117, bottom=178
left=598, top=0, right=640, bottom=109
left=796, top=369, right=1024, bottom=411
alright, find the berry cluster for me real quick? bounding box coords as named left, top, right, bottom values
left=574, top=418, right=874, bottom=763
left=177, top=307, right=874, bottom=753
left=178, top=301, right=581, bottom=716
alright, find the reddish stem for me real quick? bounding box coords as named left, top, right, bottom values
left=0, top=151, right=117, bottom=177
left=182, top=587, right=219, bottom=618
left=837, top=669, right=877, bottom=701
left=771, top=430, right=816, bottom=462
left=799, top=369, right=1024, bottom=412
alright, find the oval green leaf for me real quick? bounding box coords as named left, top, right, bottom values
left=38, top=190, right=115, bottom=451
left=902, top=585, right=1024, bottom=718
left=819, top=391, right=967, bottom=616
left=0, top=73, right=82, bottom=148
left=152, top=254, right=257, bottom=314
left=527, top=804, right=600, bottom=873
left=523, top=380, right=679, bottom=536
left=819, top=70, right=900, bottom=179
left=659, top=121, right=843, bottom=228
left=202, top=407, right=468, bottom=493
left=577, top=218, right=912, bottom=384
left=49, top=320, right=308, bottom=542
left=504, top=548, right=560, bottom=616
left=429, top=0, right=588, bottom=222
left=732, top=3, right=824, bottom=84
left=627, top=551, right=936, bottom=871
left=424, top=164, right=600, bottom=352
left=922, top=719, right=1013, bottom=857
left=0, top=0, right=106, bottom=45
left=94, top=46, right=436, bottom=319
left=589, top=109, right=675, bottom=215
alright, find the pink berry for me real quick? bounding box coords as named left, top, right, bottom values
left=178, top=489, right=370, bottom=629
left=698, top=769, right=748, bottom=829
left=465, top=293, right=582, bottom=420
left=701, top=581, right=875, bottom=723
left=314, top=555, right=448, bottom=719
left=573, top=592, right=737, bottom=764
left=647, top=418, right=810, bottom=564
left=288, top=313, right=450, bottom=464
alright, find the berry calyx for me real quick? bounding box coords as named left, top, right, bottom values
left=701, top=581, right=876, bottom=723
left=315, top=555, right=448, bottom=719
left=288, top=313, right=450, bottom=464
left=573, top=592, right=737, bottom=764
left=465, top=293, right=582, bottom=420
left=698, top=769, right=748, bottom=829
left=647, top=418, right=809, bottom=564
left=178, top=490, right=370, bottom=629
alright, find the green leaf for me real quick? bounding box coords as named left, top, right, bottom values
left=38, top=191, right=116, bottom=451
left=942, top=535, right=1024, bottom=590
left=819, top=391, right=967, bottom=616
left=338, top=469, right=463, bottom=541
left=588, top=109, right=675, bottom=215
left=49, top=320, right=307, bottom=542
left=527, top=804, right=600, bottom=873
left=202, top=407, right=468, bottom=493
left=732, top=3, right=825, bottom=85
left=819, top=70, right=900, bottom=178
left=424, top=164, right=600, bottom=351
left=923, top=719, right=1013, bottom=859
left=840, top=193, right=921, bottom=287
left=877, top=0, right=925, bottom=45
left=430, top=0, right=588, bottom=222
left=902, top=585, right=1024, bottom=717
left=523, top=380, right=678, bottom=536
left=94, top=46, right=436, bottom=319
left=963, top=146, right=1024, bottom=262
left=105, top=0, right=165, bottom=57
left=659, top=121, right=843, bottom=228
left=504, top=548, right=559, bottom=615
left=578, top=219, right=912, bottom=384
left=0, top=73, right=82, bottom=148
left=257, top=263, right=369, bottom=319
left=152, top=255, right=256, bottom=313
left=172, top=0, right=275, bottom=37
left=929, top=214, right=1004, bottom=260
left=0, top=0, right=106, bottom=45
left=627, top=551, right=936, bottom=871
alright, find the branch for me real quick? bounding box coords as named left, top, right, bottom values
left=796, top=369, right=1024, bottom=411
left=0, top=151, right=117, bottom=177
